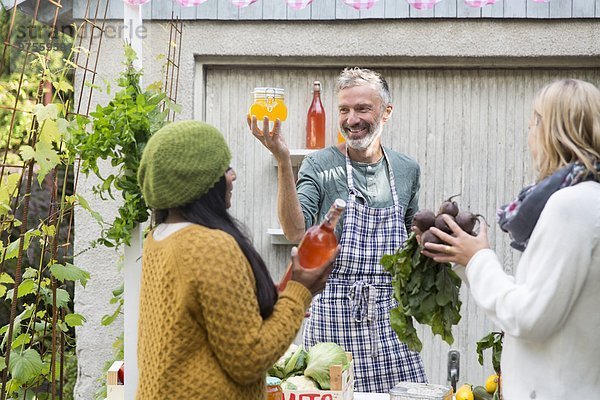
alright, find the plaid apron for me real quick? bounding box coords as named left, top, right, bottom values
left=303, top=147, right=427, bottom=393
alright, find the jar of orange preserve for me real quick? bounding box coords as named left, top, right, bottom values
left=248, top=87, right=288, bottom=122
left=266, top=376, right=283, bottom=400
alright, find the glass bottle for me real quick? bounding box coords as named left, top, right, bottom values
left=337, top=130, right=346, bottom=144
left=278, top=199, right=346, bottom=292
left=248, top=87, right=288, bottom=122
left=266, top=376, right=284, bottom=400
left=306, top=81, right=326, bottom=149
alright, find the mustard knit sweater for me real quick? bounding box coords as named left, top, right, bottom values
left=136, top=224, right=312, bottom=399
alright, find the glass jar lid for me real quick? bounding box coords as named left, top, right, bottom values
left=266, top=376, right=282, bottom=387
left=253, top=87, right=285, bottom=99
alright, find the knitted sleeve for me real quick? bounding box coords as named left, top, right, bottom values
left=189, top=229, right=312, bottom=385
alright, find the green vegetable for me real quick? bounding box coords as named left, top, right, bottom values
left=283, top=347, right=308, bottom=377
left=476, top=331, right=504, bottom=374
left=381, top=232, right=462, bottom=352
left=473, top=385, right=493, bottom=400
left=304, top=342, right=349, bottom=390
left=268, top=344, right=299, bottom=379
left=281, top=375, right=320, bottom=390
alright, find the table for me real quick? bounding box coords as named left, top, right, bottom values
left=354, top=393, right=389, bottom=400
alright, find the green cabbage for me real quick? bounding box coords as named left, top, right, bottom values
left=283, top=347, right=308, bottom=377
left=304, top=342, right=349, bottom=390
left=269, top=344, right=298, bottom=379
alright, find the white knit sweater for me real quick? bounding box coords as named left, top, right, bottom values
left=466, top=181, right=600, bottom=400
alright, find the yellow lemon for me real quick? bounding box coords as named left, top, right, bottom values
left=485, top=374, right=499, bottom=394
left=455, top=384, right=474, bottom=400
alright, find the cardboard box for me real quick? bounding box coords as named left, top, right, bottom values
left=283, top=353, right=354, bottom=400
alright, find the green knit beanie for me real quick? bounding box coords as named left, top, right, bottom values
left=138, top=120, right=232, bottom=209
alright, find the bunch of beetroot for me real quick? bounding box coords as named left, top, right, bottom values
left=412, top=195, right=482, bottom=254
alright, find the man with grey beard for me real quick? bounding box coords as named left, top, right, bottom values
left=248, top=67, right=426, bottom=393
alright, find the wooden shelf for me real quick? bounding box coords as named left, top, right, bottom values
left=268, top=149, right=315, bottom=245
left=267, top=228, right=300, bottom=245
left=271, top=149, right=317, bottom=168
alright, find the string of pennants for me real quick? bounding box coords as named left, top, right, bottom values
left=124, top=0, right=550, bottom=11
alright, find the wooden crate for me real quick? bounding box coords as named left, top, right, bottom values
left=106, top=361, right=124, bottom=400
left=283, top=353, right=354, bottom=400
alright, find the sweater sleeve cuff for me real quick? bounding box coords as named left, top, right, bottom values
left=280, top=281, right=313, bottom=309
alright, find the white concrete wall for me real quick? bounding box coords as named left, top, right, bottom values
left=73, top=18, right=600, bottom=399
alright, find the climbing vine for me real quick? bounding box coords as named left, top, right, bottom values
left=0, top=21, right=88, bottom=398
left=68, top=44, right=179, bottom=248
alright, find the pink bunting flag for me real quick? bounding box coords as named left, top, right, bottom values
left=343, top=0, right=380, bottom=10
left=231, top=0, right=259, bottom=7
left=286, top=0, right=315, bottom=10
left=176, top=0, right=209, bottom=6
left=464, top=0, right=497, bottom=6
left=123, top=0, right=151, bottom=4
left=406, top=0, right=442, bottom=10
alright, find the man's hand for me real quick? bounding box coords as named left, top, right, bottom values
left=247, top=115, right=290, bottom=162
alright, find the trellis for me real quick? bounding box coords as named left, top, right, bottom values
left=0, top=0, right=109, bottom=398
left=1, top=0, right=183, bottom=397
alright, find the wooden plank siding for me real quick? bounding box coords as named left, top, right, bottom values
left=201, top=66, right=600, bottom=386
left=73, top=0, right=600, bottom=19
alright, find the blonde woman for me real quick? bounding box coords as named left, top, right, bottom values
left=423, top=79, right=600, bottom=399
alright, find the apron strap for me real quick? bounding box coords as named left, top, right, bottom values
left=381, top=147, right=400, bottom=206
left=348, top=281, right=379, bottom=357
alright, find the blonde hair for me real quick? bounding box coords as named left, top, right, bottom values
left=531, top=79, right=600, bottom=181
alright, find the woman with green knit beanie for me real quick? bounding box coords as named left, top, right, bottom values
left=135, top=120, right=336, bottom=399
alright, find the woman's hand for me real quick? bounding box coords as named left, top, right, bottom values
left=422, top=214, right=491, bottom=266
left=247, top=115, right=290, bottom=163
left=289, top=246, right=338, bottom=295
left=411, top=225, right=423, bottom=245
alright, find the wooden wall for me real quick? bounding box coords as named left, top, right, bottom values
left=201, top=65, right=600, bottom=386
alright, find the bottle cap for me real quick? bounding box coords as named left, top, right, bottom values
left=313, top=81, right=321, bottom=91
left=333, top=198, right=346, bottom=210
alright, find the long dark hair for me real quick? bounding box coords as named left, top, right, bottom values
left=155, top=175, right=277, bottom=319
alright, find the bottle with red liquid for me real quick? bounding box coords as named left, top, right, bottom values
left=279, top=199, right=346, bottom=291
left=306, top=81, right=326, bottom=149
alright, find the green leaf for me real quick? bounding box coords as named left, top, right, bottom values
left=15, top=279, right=36, bottom=299
left=19, top=141, right=61, bottom=185
left=434, top=268, right=454, bottom=306
left=0, top=272, right=15, bottom=284
left=112, top=283, right=124, bottom=297
left=50, top=263, right=90, bottom=287
left=75, top=194, right=104, bottom=224
left=11, top=333, right=31, bottom=350
left=22, top=268, right=38, bottom=280
left=101, top=302, right=122, bottom=326
left=52, top=79, right=73, bottom=93
left=54, top=289, right=70, bottom=308
left=389, top=307, right=422, bottom=352
left=9, top=349, right=44, bottom=383
left=64, top=313, right=86, bottom=327
left=32, top=103, right=59, bottom=122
